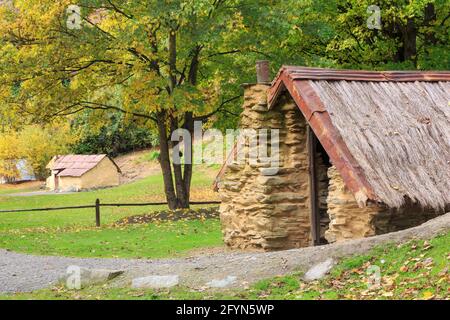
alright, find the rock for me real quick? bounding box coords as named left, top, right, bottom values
left=206, top=276, right=237, bottom=288
left=62, top=186, right=79, bottom=193
left=256, top=176, right=286, bottom=186
left=60, top=267, right=124, bottom=288
left=131, top=275, right=179, bottom=289
left=261, top=193, right=306, bottom=204
left=303, top=258, right=334, bottom=282
left=259, top=167, right=280, bottom=176
left=251, top=104, right=268, bottom=112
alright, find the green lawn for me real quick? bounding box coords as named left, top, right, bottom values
left=0, top=165, right=223, bottom=259
left=0, top=219, right=222, bottom=259
left=2, top=232, right=448, bottom=300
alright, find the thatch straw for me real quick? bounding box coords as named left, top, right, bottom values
left=309, top=80, right=450, bottom=210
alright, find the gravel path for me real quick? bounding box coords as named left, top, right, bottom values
left=1, top=212, right=449, bottom=294
left=4, top=191, right=76, bottom=197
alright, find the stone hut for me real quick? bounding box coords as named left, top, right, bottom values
left=215, top=63, right=450, bottom=251
left=46, top=154, right=121, bottom=192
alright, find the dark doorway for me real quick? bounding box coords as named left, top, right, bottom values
left=307, top=126, right=331, bottom=245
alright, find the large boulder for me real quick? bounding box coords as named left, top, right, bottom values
left=60, top=267, right=124, bottom=289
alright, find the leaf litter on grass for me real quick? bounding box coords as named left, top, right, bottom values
left=113, top=207, right=219, bottom=226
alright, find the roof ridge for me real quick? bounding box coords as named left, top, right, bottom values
left=277, top=66, right=450, bottom=82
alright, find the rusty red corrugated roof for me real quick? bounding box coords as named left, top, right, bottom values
left=48, top=154, right=119, bottom=177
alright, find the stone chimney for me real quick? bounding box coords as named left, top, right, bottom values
left=240, top=61, right=272, bottom=121
left=256, top=60, right=271, bottom=84
left=219, top=61, right=309, bottom=251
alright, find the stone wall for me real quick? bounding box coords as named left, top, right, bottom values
left=325, top=166, right=444, bottom=243
left=218, top=85, right=312, bottom=250
left=324, top=166, right=382, bottom=243
left=372, top=201, right=445, bottom=235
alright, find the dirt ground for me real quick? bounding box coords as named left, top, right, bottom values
left=114, top=149, right=161, bottom=184
left=0, top=181, right=43, bottom=194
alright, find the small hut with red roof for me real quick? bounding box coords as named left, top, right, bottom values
left=46, top=155, right=121, bottom=192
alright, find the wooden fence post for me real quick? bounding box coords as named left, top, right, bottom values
left=95, top=199, right=100, bottom=227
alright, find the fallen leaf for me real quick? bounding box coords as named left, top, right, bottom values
left=422, top=241, right=432, bottom=250
left=422, top=291, right=434, bottom=300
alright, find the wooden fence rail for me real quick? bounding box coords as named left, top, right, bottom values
left=0, top=199, right=221, bottom=227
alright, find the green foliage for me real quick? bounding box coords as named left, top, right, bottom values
left=271, top=0, right=450, bottom=70
left=71, top=112, right=156, bottom=157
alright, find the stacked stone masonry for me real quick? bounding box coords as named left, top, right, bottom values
left=218, top=85, right=312, bottom=250
left=325, top=166, right=444, bottom=243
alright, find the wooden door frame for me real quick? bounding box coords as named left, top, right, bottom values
left=54, top=172, right=59, bottom=191
left=307, top=125, right=321, bottom=246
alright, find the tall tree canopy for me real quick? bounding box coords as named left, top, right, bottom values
left=0, top=0, right=277, bottom=208
left=0, top=0, right=448, bottom=208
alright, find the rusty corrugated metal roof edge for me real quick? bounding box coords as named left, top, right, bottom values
left=268, top=66, right=450, bottom=108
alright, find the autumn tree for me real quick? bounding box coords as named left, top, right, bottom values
left=0, top=0, right=276, bottom=208
left=0, top=124, right=73, bottom=181
left=0, top=131, right=20, bottom=182
left=17, top=124, right=74, bottom=179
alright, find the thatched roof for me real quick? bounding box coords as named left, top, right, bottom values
left=310, top=80, right=450, bottom=209
left=268, top=67, right=450, bottom=210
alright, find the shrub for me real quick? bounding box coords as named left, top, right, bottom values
left=71, top=113, right=157, bottom=157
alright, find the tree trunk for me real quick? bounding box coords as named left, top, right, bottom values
left=183, top=111, right=194, bottom=201
left=423, top=3, right=437, bottom=58
left=170, top=116, right=189, bottom=208
left=156, top=35, right=200, bottom=210
left=403, top=18, right=417, bottom=66
left=183, top=46, right=201, bottom=203
left=156, top=111, right=178, bottom=210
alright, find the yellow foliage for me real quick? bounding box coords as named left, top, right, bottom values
left=17, top=124, right=74, bottom=179
left=0, top=124, right=74, bottom=181
left=0, top=131, right=20, bottom=181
